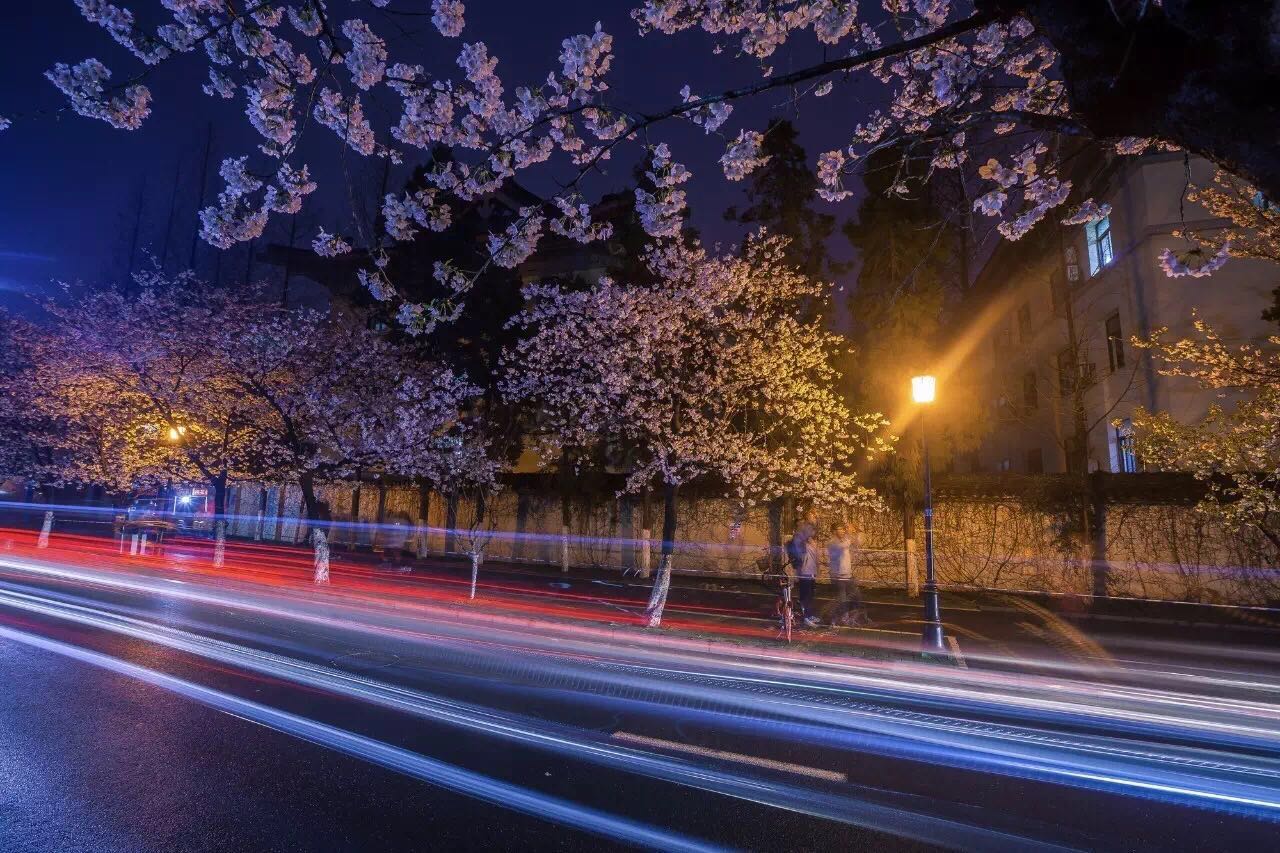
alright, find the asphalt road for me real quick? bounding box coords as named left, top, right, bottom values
left=1, top=552, right=1278, bottom=852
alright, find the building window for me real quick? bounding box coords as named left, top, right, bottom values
left=1057, top=348, right=1076, bottom=396
left=1017, top=302, right=1033, bottom=342
left=1085, top=216, right=1114, bottom=276
left=1116, top=418, right=1139, bottom=473
left=1022, top=371, right=1038, bottom=414
left=1025, top=447, right=1044, bottom=474
left=1105, top=312, right=1125, bottom=372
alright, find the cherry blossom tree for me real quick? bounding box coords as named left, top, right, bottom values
left=22, top=1, right=1277, bottom=332
left=18, top=267, right=485, bottom=578
left=26, top=271, right=272, bottom=563
left=503, top=232, right=889, bottom=626
left=216, top=305, right=483, bottom=581
left=1157, top=169, right=1280, bottom=280
left=1132, top=317, right=1280, bottom=554
left=0, top=313, right=80, bottom=490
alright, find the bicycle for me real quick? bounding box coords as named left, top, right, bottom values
left=757, top=551, right=804, bottom=642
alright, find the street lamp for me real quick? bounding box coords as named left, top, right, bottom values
left=911, top=374, right=947, bottom=654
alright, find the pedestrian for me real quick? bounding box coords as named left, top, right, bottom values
left=788, top=524, right=820, bottom=627
left=827, top=522, right=869, bottom=626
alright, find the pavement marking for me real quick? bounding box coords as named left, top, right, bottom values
left=612, top=731, right=846, bottom=783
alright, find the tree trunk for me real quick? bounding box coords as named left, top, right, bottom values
left=211, top=473, right=228, bottom=568
left=644, top=482, right=680, bottom=628
left=36, top=510, right=53, bottom=549
left=312, top=528, right=330, bottom=584
left=560, top=525, right=571, bottom=573
left=213, top=520, right=227, bottom=568
left=350, top=477, right=362, bottom=550
left=254, top=486, right=267, bottom=541
left=445, top=492, right=458, bottom=553
left=469, top=551, right=481, bottom=600
left=640, top=485, right=653, bottom=578
left=300, top=473, right=320, bottom=520
left=559, top=450, right=572, bottom=572
left=375, top=480, right=388, bottom=551
left=903, top=500, right=920, bottom=597
left=416, top=481, right=431, bottom=558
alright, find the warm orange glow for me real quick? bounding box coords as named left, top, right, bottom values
left=911, top=375, right=936, bottom=404
left=167, top=427, right=181, bottom=442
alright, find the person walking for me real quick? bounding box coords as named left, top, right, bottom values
left=827, top=523, right=869, bottom=627
left=788, top=524, right=821, bottom=627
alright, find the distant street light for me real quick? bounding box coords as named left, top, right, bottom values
left=166, top=425, right=188, bottom=442
left=911, top=374, right=947, bottom=655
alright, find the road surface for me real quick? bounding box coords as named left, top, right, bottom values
left=1, top=544, right=1278, bottom=851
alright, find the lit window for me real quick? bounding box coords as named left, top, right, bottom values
left=1105, top=313, right=1126, bottom=372
left=1085, top=216, right=1114, bottom=276
left=1116, top=418, right=1139, bottom=473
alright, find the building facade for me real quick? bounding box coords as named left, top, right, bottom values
left=958, top=153, right=1278, bottom=474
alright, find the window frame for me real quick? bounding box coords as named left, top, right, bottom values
left=1116, top=418, right=1139, bottom=473
left=1105, top=312, right=1125, bottom=372
left=1086, top=215, right=1114, bottom=276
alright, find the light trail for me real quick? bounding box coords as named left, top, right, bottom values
left=0, top=621, right=726, bottom=853
left=2, top=531, right=1280, bottom=848
left=2, top=553, right=1280, bottom=829
left=0, top=580, right=1074, bottom=852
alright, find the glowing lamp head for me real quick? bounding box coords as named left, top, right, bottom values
left=178, top=495, right=193, bottom=506
left=911, top=375, right=936, bottom=404
left=167, top=427, right=181, bottom=442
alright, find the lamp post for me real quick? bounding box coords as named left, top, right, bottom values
left=911, top=375, right=947, bottom=654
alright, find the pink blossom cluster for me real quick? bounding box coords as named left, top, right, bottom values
left=383, top=189, right=452, bottom=241
left=636, top=144, right=692, bottom=238
left=45, top=58, right=151, bottom=130
left=431, top=1, right=466, bottom=38
left=550, top=196, right=614, bottom=243
left=1158, top=243, right=1231, bottom=278
left=719, top=130, right=768, bottom=181
left=312, top=227, right=352, bottom=257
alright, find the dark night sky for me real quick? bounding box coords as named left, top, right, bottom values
left=0, top=3, right=864, bottom=306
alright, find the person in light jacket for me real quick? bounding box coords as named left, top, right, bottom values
left=827, top=523, right=869, bottom=626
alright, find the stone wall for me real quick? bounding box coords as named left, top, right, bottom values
left=221, top=475, right=1280, bottom=607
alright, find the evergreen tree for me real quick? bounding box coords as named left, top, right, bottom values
left=724, top=119, right=848, bottom=285
left=843, top=146, right=986, bottom=555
